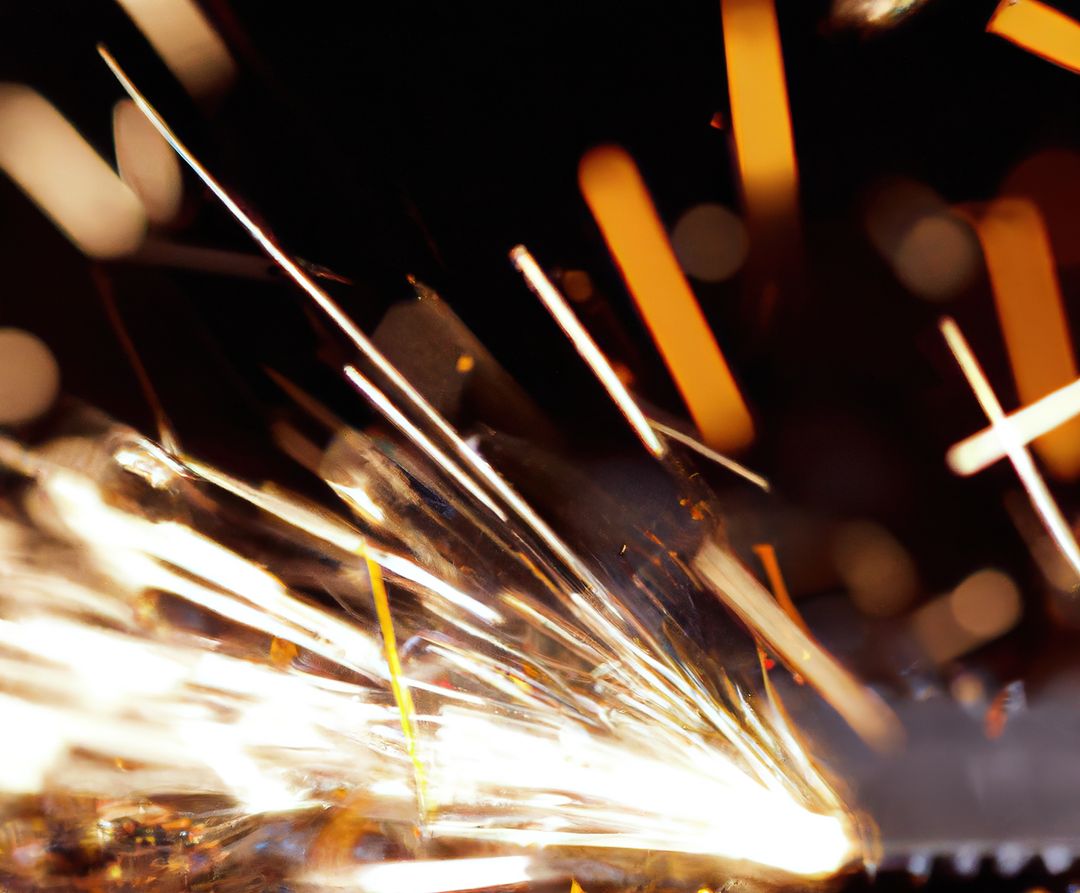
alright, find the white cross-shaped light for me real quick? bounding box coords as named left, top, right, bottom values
left=941, top=317, right=1080, bottom=581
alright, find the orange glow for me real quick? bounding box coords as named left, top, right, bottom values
left=578, top=145, right=754, bottom=453
left=0, top=85, right=146, bottom=258
left=970, top=198, right=1080, bottom=480
left=720, top=0, right=799, bottom=230
left=988, top=0, right=1080, bottom=75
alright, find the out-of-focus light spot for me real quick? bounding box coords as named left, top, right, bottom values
left=830, top=520, right=918, bottom=618
left=114, top=0, right=237, bottom=100
left=0, top=329, right=60, bottom=426
left=561, top=270, right=594, bottom=303
left=949, top=671, right=986, bottom=708
left=969, top=197, right=1080, bottom=481
left=579, top=145, right=754, bottom=453
left=911, top=568, right=1022, bottom=663
left=671, top=203, right=749, bottom=283
left=0, top=84, right=146, bottom=258
left=113, top=99, right=182, bottom=226
left=864, top=178, right=978, bottom=301
left=709, top=111, right=726, bottom=130
left=950, top=568, right=1022, bottom=639
left=892, top=214, right=979, bottom=300
left=988, top=0, right=1080, bottom=75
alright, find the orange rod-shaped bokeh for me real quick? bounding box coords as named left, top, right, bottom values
left=988, top=0, right=1080, bottom=75
left=579, top=145, right=754, bottom=453
left=720, top=0, right=799, bottom=230
left=971, top=198, right=1080, bottom=480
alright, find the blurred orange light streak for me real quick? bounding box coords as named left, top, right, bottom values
left=940, top=317, right=1080, bottom=581
left=949, top=374, right=1080, bottom=476
left=510, top=245, right=666, bottom=458
left=988, top=0, right=1080, bottom=75
left=969, top=198, right=1080, bottom=480
left=578, top=145, right=754, bottom=453
left=720, top=0, right=800, bottom=230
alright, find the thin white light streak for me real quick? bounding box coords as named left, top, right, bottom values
left=948, top=374, right=1080, bottom=475
left=343, top=365, right=504, bottom=518
left=510, top=244, right=665, bottom=458
left=940, top=317, right=1080, bottom=582
left=299, top=856, right=553, bottom=893
left=99, top=47, right=607, bottom=597
left=647, top=418, right=771, bottom=491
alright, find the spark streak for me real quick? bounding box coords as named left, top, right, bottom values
left=510, top=245, right=665, bottom=459
left=99, top=45, right=614, bottom=603
left=940, top=317, right=1080, bottom=582
left=948, top=374, right=1080, bottom=476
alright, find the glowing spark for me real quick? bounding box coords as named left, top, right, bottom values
left=647, top=418, right=770, bottom=490
left=578, top=145, right=754, bottom=453
left=720, top=0, right=799, bottom=235
left=0, top=84, right=145, bottom=258
left=99, top=46, right=607, bottom=598
left=299, top=856, right=555, bottom=893
left=988, top=0, right=1080, bottom=75
left=948, top=374, right=1080, bottom=476
left=967, top=198, right=1080, bottom=479
left=939, top=317, right=1080, bottom=582
left=510, top=245, right=664, bottom=458
left=752, top=544, right=811, bottom=635
left=695, top=539, right=902, bottom=752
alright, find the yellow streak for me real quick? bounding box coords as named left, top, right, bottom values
left=968, top=198, right=1080, bottom=480
left=509, top=245, right=665, bottom=458
left=361, top=545, right=427, bottom=815
left=752, top=544, right=811, bottom=636
left=579, top=145, right=754, bottom=453
left=988, top=0, right=1080, bottom=75
left=948, top=374, right=1080, bottom=475
left=940, top=317, right=1080, bottom=582
left=721, top=0, right=800, bottom=228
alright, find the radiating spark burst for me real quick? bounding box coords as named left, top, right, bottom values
left=0, top=410, right=860, bottom=889
left=0, top=44, right=892, bottom=893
